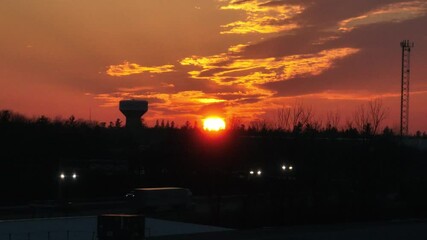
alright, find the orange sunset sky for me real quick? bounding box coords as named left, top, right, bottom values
left=1, top=0, right=427, bottom=132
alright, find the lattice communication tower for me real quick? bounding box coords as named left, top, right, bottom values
left=400, top=40, right=414, bottom=136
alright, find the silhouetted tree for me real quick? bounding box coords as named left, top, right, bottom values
left=362, top=122, right=373, bottom=137
left=353, top=104, right=369, bottom=133
left=115, top=118, right=122, bottom=128
left=182, top=121, right=191, bottom=130
left=275, top=106, right=291, bottom=131
left=36, top=115, right=50, bottom=126
left=368, top=99, right=388, bottom=135
left=292, top=101, right=313, bottom=129
left=353, top=99, right=388, bottom=135
left=228, top=115, right=244, bottom=131
left=249, top=119, right=271, bottom=132
left=66, top=115, right=76, bottom=126
left=99, top=122, right=107, bottom=128
left=0, top=110, right=11, bottom=123
left=382, top=126, right=394, bottom=136
left=326, top=110, right=341, bottom=130
left=292, top=122, right=303, bottom=135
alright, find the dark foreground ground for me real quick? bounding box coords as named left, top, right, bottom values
left=151, top=220, right=427, bottom=240
left=2, top=196, right=427, bottom=240
left=0, top=194, right=425, bottom=228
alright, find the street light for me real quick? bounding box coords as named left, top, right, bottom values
left=257, top=170, right=262, bottom=176
left=249, top=170, right=254, bottom=175
left=72, top=173, right=77, bottom=179
left=281, top=165, right=286, bottom=170
left=60, top=173, right=66, bottom=180
left=289, top=166, right=293, bottom=170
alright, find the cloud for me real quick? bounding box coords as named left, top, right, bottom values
left=220, top=0, right=304, bottom=34
left=117, top=86, right=154, bottom=92
left=86, top=1, right=427, bottom=129
left=178, top=43, right=360, bottom=121
left=180, top=47, right=360, bottom=86
left=106, top=61, right=175, bottom=76
left=339, top=1, right=427, bottom=31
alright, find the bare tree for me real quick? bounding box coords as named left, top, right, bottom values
left=249, top=119, right=271, bottom=132
left=274, top=100, right=315, bottom=131
left=345, top=118, right=354, bottom=130
left=326, top=110, right=341, bottom=130
left=275, top=106, right=291, bottom=131
left=228, top=115, right=244, bottom=131
left=310, top=117, right=323, bottom=132
left=368, top=98, right=388, bottom=135
left=291, top=101, right=313, bottom=129
left=353, top=98, right=388, bottom=135
left=353, top=103, right=370, bottom=133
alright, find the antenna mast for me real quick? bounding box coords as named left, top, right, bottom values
left=400, top=40, right=414, bottom=136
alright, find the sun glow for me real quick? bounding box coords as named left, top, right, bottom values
left=203, top=117, right=226, bottom=131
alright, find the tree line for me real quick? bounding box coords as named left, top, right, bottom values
left=2, top=98, right=425, bottom=138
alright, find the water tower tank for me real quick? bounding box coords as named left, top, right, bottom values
left=119, top=100, right=148, bottom=128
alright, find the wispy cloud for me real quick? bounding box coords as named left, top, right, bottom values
left=179, top=45, right=360, bottom=119
left=220, top=0, right=304, bottom=34
left=339, top=1, right=427, bottom=31
left=106, top=61, right=175, bottom=76
left=181, top=47, right=360, bottom=86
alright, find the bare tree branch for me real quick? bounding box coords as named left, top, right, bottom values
left=368, top=98, right=388, bottom=135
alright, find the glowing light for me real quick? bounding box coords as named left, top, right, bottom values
left=249, top=170, right=254, bottom=175
left=289, top=166, right=293, bottom=170
left=60, top=173, right=65, bottom=179
left=203, top=117, right=226, bottom=131
left=197, top=98, right=226, bottom=104
left=282, top=165, right=286, bottom=170
left=257, top=170, right=262, bottom=176
left=72, top=173, right=77, bottom=179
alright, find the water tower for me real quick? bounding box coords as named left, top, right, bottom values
left=119, top=100, right=148, bottom=128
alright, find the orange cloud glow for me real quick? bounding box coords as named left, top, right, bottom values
left=178, top=46, right=360, bottom=118
left=107, top=61, right=175, bottom=76
left=181, top=47, right=360, bottom=85
left=220, top=0, right=304, bottom=34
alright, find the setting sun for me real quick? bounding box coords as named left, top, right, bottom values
left=203, top=117, right=226, bottom=131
